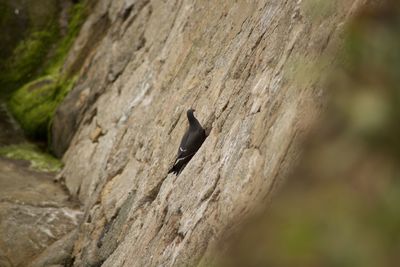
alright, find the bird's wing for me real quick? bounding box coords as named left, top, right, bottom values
left=180, top=128, right=205, bottom=155
left=178, top=128, right=190, bottom=152
left=173, top=151, right=195, bottom=165
left=174, top=127, right=205, bottom=164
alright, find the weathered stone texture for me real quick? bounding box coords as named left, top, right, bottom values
left=51, top=0, right=368, bottom=266
left=0, top=158, right=82, bottom=267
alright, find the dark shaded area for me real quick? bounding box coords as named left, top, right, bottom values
left=0, top=1, right=29, bottom=64
left=0, top=0, right=59, bottom=96
left=0, top=103, right=25, bottom=146
left=219, top=1, right=400, bottom=266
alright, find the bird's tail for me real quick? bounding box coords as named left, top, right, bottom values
left=168, top=166, right=178, bottom=175
left=168, top=163, right=188, bottom=176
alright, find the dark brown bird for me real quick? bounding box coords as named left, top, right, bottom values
left=168, top=109, right=206, bottom=175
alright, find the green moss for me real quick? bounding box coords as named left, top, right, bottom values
left=0, top=1, right=62, bottom=94
left=0, top=143, right=62, bottom=172
left=1, top=27, right=59, bottom=92
left=8, top=75, right=76, bottom=139
left=45, top=2, right=87, bottom=74
left=5, top=2, right=86, bottom=141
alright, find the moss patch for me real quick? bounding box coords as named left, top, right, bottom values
left=45, top=2, right=87, bottom=74
left=0, top=143, right=62, bottom=172
left=6, top=2, right=86, bottom=141
left=1, top=27, right=59, bottom=93
left=0, top=0, right=60, bottom=96
left=8, top=75, right=76, bottom=139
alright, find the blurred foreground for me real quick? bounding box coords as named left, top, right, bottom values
left=219, top=2, right=400, bottom=267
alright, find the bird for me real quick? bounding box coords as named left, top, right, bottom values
left=168, top=109, right=206, bottom=175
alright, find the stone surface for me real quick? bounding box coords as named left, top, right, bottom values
left=48, top=0, right=369, bottom=266
left=0, top=89, right=81, bottom=266
left=29, top=229, right=78, bottom=267
left=0, top=158, right=82, bottom=267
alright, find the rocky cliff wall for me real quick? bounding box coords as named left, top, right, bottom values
left=48, top=0, right=368, bottom=266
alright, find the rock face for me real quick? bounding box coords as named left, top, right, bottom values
left=0, top=93, right=82, bottom=266
left=0, top=158, right=82, bottom=267
left=52, top=0, right=368, bottom=266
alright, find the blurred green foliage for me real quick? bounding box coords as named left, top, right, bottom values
left=339, top=2, right=400, bottom=158
left=219, top=1, right=400, bottom=267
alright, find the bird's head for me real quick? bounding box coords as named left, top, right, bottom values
left=187, top=108, right=198, bottom=125
left=187, top=108, right=196, bottom=116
